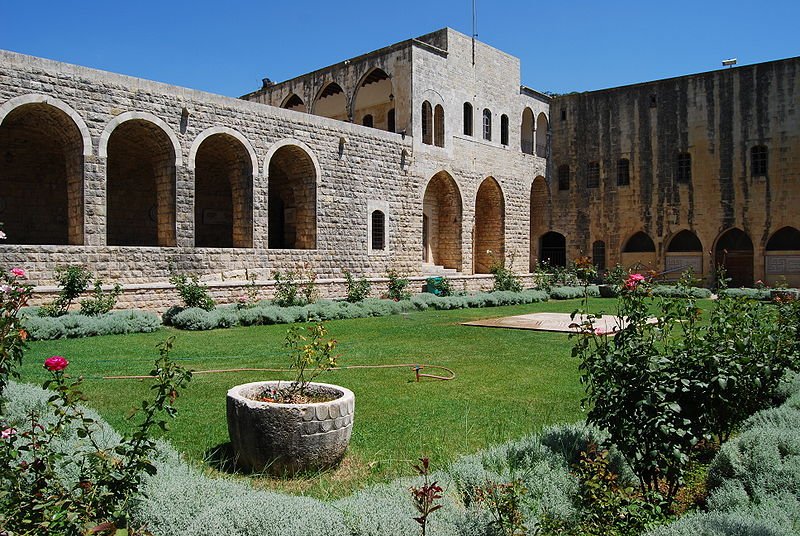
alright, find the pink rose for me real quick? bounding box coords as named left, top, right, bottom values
left=0, top=231, right=6, bottom=240
left=624, top=273, right=645, bottom=290
left=1, top=427, right=15, bottom=440
left=593, top=327, right=608, bottom=336
left=44, top=355, right=69, bottom=372
left=10, top=267, right=25, bottom=278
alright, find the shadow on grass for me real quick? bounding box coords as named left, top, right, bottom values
left=204, top=442, right=240, bottom=474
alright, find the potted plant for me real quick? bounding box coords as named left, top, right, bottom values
left=226, top=323, right=354, bottom=475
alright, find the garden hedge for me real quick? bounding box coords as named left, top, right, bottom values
left=22, top=309, right=162, bottom=340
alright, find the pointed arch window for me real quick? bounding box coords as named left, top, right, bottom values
left=463, top=102, right=473, bottom=136
left=421, top=101, right=433, bottom=145
left=482, top=109, right=492, bottom=141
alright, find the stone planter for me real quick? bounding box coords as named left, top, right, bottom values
left=226, top=381, right=354, bottom=475
left=598, top=284, right=618, bottom=298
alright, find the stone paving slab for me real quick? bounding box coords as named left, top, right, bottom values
left=462, top=312, right=634, bottom=333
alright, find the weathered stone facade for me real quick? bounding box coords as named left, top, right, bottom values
left=547, top=58, right=800, bottom=286
left=0, top=27, right=797, bottom=308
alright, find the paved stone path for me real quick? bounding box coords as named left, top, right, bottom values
left=462, top=312, right=633, bottom=334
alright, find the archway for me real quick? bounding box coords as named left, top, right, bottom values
left=715, top=228, right=754, bottom=287
left=194, top=133, right=254, bottom=248
left=267, top=145, right=317, bottom=249
left=107, top=119, right=176, bottom=246
left=353, top=68, right=393, bottom=131
left=529, top=176, right=549, bottom=270
left=282, top=94, right=307, bottom=113
left=474, top=177, right=505, bottom=274
left=422, top=171, right=462, bottom=270
left=765, top=226, right=800, bottom=287
left=313, top=82, right=347, bottom=121
left=0, top=102, right=84, bottom=244
left=540, top=232, right=566, bottom=267
left=622, top=231, right=657, bottom=270
left=665, top=230, right=703, bottom=277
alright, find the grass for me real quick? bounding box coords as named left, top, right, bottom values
left=16, top=297, right=690, bottom=499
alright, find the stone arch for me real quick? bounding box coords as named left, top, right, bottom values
left=434, top=104, right=445, bottom=147
left=0, top=94, right=92, bottom=156
left=99, top=111, right=182, bottom=166
left=474, top=177, right=505, bottom=274
left=193, top=132, right=254, bottom=248
left=188, top=126, right=258, bottom=174
left=621, top=231, right=657, bottom=270
left=106, top=118, right=177, bottom=246
left=353, top=68, right=393, bottom=131
left=281, top=93, right=307, bottom=113
left=764, top=226, right=800, bottom=286
left=422, top=171, right=462, bottom=271
left=265, top=142, right=318, bottom=249
left=715, top=228, right=754, bottom=287
left=312, top=82, right=347, bottom=121
left=0, top=99, right=86, bottom=244
left=665, top=229, right=704, bottom=277
left=521, top=107, right=534, bottom=154
left=540, top=231, right=566, bottom=267
left=529, top=175, right=550, bottom=270
left=535, top=112, right=548, bottom=157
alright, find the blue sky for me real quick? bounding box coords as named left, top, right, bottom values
left=2, top=1, right=798, bottom=97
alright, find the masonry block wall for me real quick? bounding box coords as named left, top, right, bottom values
left=548, top=58, right=800, bottom=285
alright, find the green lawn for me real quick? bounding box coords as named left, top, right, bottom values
left=18, top=298, right=628, bottom=499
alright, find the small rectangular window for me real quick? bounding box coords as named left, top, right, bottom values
left=676, top=152, right=691, bottom=184
left=558, top=165, right=570, bottom=191
left=617, top=159, right=630, bottom=186
left=560, top=108, right=567, bottom=121
left=587, top=162, right=600, bottom=188
left=751, top=145, right=768, bottom=176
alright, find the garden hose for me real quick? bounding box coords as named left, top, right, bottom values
left=103, top=363, right=455, bottom=382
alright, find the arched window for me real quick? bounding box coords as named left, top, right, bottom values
left=313, top=82, right=347, bottom=121
left=463, top=102, right=473, bottom=136
left=353, top=68, right=393, bottom=131
left=558, top=165, right=570, bottom=191
left=751, top=145, right=768, bottom=176
left=387, top=109, right=395, bottom=133
left=521, top=108, right=534, bottom=154
left=617, top=158, right=630, bottom=186
left=766, top=227, right=800, bottom=250
left=535, top=113, right=548, bottom=157
left=540, top=232, right=567, bottom=267
left=421, top=101, right=433, bottom=145
left=434, top=104, right=445, bottom=148
left=500, top=114, right=509, bottom=146
left=623, top=232, right=656, bottom=253
left=371, top=210, right=386, bottom=250
left=676, top=152, right=692, bottom=183
left=482, top=109, right=492, bottom=141
left=592, top=240, right=606, bottom=271
left=667, top=230, right=703, bottom=252
left=282, top=94, right=306, bottom=112
left=362, top=114, right=373, bottom=128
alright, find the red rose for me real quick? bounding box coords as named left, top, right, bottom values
left=44, top=355, right=69, bottom=372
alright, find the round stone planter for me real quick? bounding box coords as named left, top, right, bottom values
left=226, top=381, right=354, bottom=475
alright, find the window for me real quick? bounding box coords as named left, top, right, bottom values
left=592, top=240, right=606, bottom=271
left=500, top=114, right=509, bottom=146
left=371, top=210, right=385, bottom=250
left=421, top=101, right=432, bottom=145
left=463, top=102, right=473, bottom=136
left=434, top=104, right=445, bottom=147
left=560, top=108, right=567, bottom=121
left=751, top=145, right=768, bottom=176
left=587, top=161, right=600, bottom=188
left=362, top=114, right=373, bottom=128
left=676, top=152, right=691, bottom=184
left=387, top=109, right=395, bottom=133
left=483, top=109, right=492, bottom=141
left=617, top=158, right=630, bottom=186
left=558, top=165, right=570, bottom=191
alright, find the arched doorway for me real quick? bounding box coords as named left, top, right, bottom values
left=715, top=228, right=754, bottom=287
left=529, top=176, right=549, bottom=271
left=267, top=145, right=317, bottom=249
left=621, top=231, right=656, bottom=271
left=194, top=133, right=254, bottom=248
left=107, top=119, right=177, bottom=246
left=665, top=230, right=703, bottom=278
left=313, top=82, right=347, bottom=121
left=0, top=102, right=85, bottom=244
left=474, top=177, right=505, bottom=274
left=540, top=232, right=566, bottom=267
left=422, top=172, right=462, bottom=270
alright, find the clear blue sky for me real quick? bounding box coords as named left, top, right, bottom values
left=2, top=1, right=798, bottom=97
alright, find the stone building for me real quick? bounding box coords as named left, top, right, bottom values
left=0, top=28, right=797, bottom=306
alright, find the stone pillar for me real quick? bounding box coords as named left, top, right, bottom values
left=84, top=155, right=106, bottom=246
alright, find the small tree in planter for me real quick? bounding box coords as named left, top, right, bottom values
left=226, top=323, right=355, bottom=475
